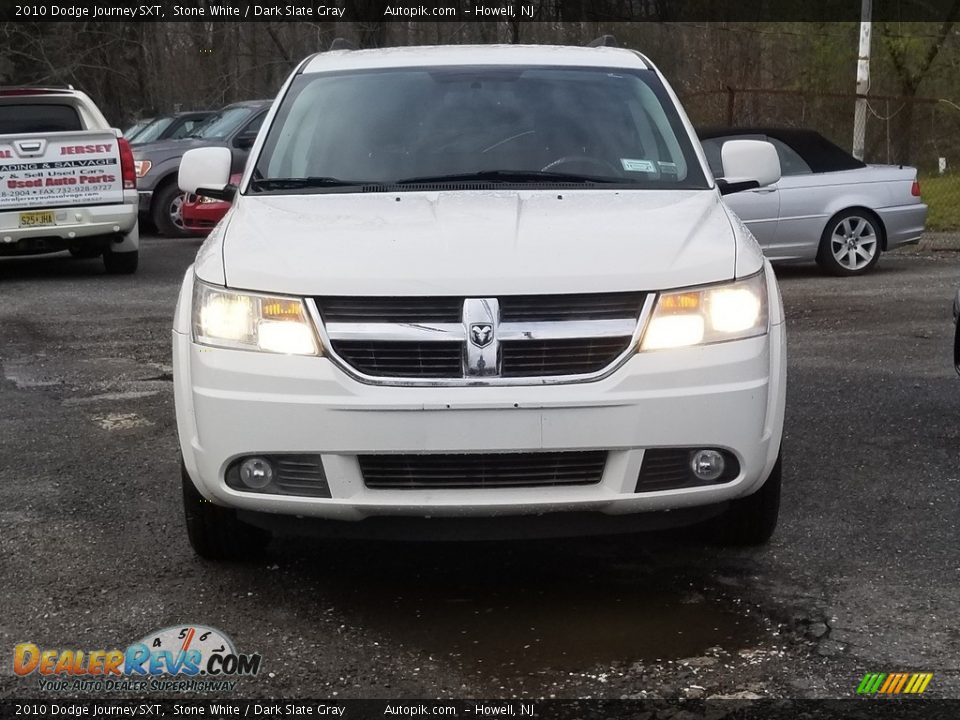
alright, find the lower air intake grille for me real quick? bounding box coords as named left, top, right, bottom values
left=331, top=341, right=462, bottom=378
left=500, top=337, right=632, bottom=377
left=274, top=456, right=331, bottom=497
left=360, top=451, right=607, bottom=490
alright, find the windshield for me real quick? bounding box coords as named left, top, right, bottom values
left=124, top=119, right=150, bottom=139
left=131, top=116, right=173, bottom=144
left=190, top=107, right=253, bottom=139
left=252, top=66, right=708, bottom=191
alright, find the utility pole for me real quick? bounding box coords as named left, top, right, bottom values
left=852, top=0, right=872, bottom=160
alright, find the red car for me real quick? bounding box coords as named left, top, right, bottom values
left=181, top=173, right=241, bottom=235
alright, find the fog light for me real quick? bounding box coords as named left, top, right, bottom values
left=690, top=449, right=725, bottom=482
left=239, top=457, right=274, bottom=489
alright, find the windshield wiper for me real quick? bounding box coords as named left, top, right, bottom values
left=250, top=177, right=375, bottom=191
left=394, top=170, right=624, bottom=185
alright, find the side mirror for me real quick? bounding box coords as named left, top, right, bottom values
left=233, top=130, right=258, bottom=150
left=179, top=147, right=235, bottom=202
left=717, top=140, right=781, bottom=195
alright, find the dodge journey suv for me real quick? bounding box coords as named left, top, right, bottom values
left=174, top=42, right=786, bottom=560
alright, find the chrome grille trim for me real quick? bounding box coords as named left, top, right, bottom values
left=306, top=294, right=654, bottom=387
left=323, top=319, right=639, bottom=343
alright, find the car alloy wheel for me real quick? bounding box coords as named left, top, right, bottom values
left=169, top=193, right=186, bottom=231
left=830, top=215, right=878, bottom=272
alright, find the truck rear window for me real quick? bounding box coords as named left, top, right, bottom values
left=0, top=104, right=83, bottom=134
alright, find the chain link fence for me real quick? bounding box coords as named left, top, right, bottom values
left=682, top=88, right=960, bottom=232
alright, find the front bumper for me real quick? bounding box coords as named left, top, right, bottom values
left=174, top=296, right=786, bottom=525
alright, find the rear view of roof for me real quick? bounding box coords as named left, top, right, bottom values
left=302, top=44, right=648, bottom=74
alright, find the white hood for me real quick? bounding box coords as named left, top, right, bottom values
left=205, top=189, right=746, bottom=296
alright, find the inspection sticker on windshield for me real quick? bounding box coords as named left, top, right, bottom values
left=620, top=158, right=656, bottom=173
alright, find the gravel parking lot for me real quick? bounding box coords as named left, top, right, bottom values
left=1, top=236, right=958, bottom=699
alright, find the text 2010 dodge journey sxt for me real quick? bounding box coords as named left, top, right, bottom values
left=173, top=42, right=786, bottom=559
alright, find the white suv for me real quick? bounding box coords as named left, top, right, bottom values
left=173, top=43, right=786, bottom=559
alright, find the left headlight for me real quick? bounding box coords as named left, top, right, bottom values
left=192, top=281, right=320, bottom=355
left=641, top=271, right=768, bottom=351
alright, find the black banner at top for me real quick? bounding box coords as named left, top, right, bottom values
left=2, top=0, right=960, bottom=23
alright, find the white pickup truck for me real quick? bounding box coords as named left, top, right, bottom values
left=0, top=87, right=139, bottom=273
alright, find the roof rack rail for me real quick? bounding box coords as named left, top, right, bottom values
left=587, top=35, right=618, bottom=48
left=329, top=38, right=357, bottom=51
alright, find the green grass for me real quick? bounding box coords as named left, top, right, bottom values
left=919, top=174, right=960, bottom=231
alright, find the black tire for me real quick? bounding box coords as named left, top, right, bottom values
left=152, top=180, right=190, bottom=238
left=816, top=209, right=883, bottom=277
left=707, top=452, right=781, bottom=547
left=103, top=249, right=139, bottom=275
left=69, top=246, right=103, bottom=259
left=182, top=461, right=271, bottom=560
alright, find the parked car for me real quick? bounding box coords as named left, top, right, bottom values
left=181, top=172, right=241, bottom=234
left=174, top=42, right=787, bottom=560
left=129, top=111, right=215, bottom=146
left=0, top=86, right=139, bottom=273
left=699, top=127, right=928, bottom=276
left=134, top=100, right=270, bottom=237
left=124, top=117, right=153, bottom=141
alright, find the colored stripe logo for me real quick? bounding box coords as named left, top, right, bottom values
left=857, top=672, right=933, bottom=695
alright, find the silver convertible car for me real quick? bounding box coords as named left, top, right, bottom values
left=700, top=127, right=928, bottom=276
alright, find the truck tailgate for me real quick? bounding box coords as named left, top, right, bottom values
left=0, top=130, right=123, bottom=211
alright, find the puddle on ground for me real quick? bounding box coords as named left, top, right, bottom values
left=283, top=535, right=763, bottom=675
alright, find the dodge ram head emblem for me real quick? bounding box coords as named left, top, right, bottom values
left=470, top=323, right=494, bottom=348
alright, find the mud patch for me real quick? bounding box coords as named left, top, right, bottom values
left=279, top=537, right=766, bottom=682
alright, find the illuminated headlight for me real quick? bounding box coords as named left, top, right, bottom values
left=192, top=281, right=320, bottom=355
left=134, top=160, right=152, bottom=178
left=641, top=271, right=768, bottom=351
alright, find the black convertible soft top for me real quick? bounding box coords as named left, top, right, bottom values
left=697, top=127, right=866, bottom=173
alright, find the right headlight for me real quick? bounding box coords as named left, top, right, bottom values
left=192, top=281, right=320, bottom=356
left=640, top=270, right=768, bottom=351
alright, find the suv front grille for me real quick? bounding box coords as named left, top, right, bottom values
left=315, top=293, right=647, bottom=384
left=500, top=337, right=632, bottom=377
left=359, top=451, right=607, bottom=489
left=332, top=340, right=462, bottom=378
left=317, top=296, right=462, bottom=323
left=499, top=292, right=645, bottom=322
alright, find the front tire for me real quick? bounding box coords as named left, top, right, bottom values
left=182, top=462, right=271, bottom=560
left=152, top=181, right=190, bottom=238
left=816, top=210, right=882, bottom=276
left=707, top=452, right=781, bottom=546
